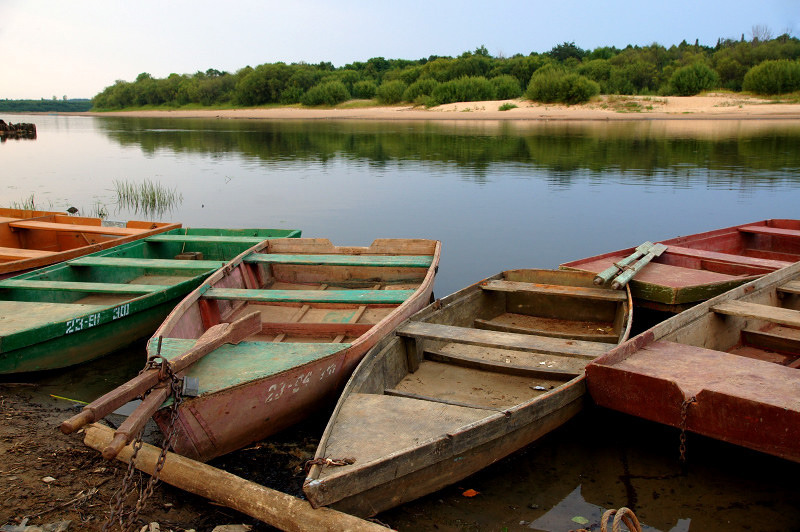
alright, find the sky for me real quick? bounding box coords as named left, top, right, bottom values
left=1, top=0, right=797, bottom=100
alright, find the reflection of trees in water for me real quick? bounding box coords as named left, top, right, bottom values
left=95, top=118, right=800, bottom=189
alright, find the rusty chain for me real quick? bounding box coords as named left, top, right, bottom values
left=103, top=340, right=183, bottom=531
left=678, top=396, right=697, bottom=463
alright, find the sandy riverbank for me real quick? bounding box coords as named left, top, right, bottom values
left=83, top=93, right=800, bottom=121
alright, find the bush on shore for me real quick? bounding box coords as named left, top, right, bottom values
left=742, top=59, right=800, bottom=95
left=300, top=81, right=351, bottom=106
left=375, top=80, right=408, bottom=104
left=669, top=63, right=719, bottom=96
left=429, top=76, right=496, bottom=105
left=526, top=66, right=599, bottom=104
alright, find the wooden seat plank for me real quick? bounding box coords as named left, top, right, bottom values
left=481, top=279, right=626, bottom=301
left=204, top=288, right=414, bottom=305
left=397, top=321, right=610, bottom=359
left=68, top=257, right=225, bottom=270
left=424, top=349, right=580, bottom=379
left=145, top=234, right=267, bottom=244
left=778, top=280, right=800, bottom=295
left=712, top=300, right=800, bottom=328
left=738, top=225, right=800, bottom=239
left=0, top=279, right=168, bottom=294
left=665, top=245, right=792, bottom=270
left=9, top=220, right=145, bottom=236
left=0, top=246, right=53, bottom=259
left=244, top=253, right=433, bottom=268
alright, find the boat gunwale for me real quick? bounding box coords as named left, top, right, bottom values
left=303, top=268, right=632, bottom=508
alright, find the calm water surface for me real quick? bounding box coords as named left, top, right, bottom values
left=3, top=114, right=800, bottom=531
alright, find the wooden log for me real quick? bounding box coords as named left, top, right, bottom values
left=592, top=242, right=653, bottom=286
left=83, top=424, right=389, bottom=532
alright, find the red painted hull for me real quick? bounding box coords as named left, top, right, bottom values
left=561, top=219, right=800, bottom=309
left=150, top=238, right=440, bottom=461
left=586, top=260, right=800, bottom=463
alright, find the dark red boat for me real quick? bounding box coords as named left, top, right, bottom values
left=586, top=260, right=800, bottom=463
left=561, top=219, right=800, bottom=311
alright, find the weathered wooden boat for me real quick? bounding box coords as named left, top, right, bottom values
left=302, top=269, right=632, bottom=517
left=585, top=259, right=800, bottom=463
left=0, top=227, right=300, bottom=374
left=129, top=238, right=441, bottom=462
left=560, top=219, right=800, bottom=311
left=0, top=207, right=180, bottom=279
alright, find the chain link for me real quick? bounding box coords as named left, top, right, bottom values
left=678, top=396, right=696, bottom=463
left=103, top=339, right=183, bottom=531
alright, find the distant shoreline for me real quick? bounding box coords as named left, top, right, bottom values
left=13, top=94, right=800, bottom=121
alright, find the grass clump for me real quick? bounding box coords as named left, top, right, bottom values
left=114, top=178, right=183, bottom=216
left=498, top=102, right=518, bottom=111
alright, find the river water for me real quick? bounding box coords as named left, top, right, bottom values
left=3, top=114, right=800, bottom=531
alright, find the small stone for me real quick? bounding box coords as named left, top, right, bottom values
left=42, top=476, right=57, bottom=483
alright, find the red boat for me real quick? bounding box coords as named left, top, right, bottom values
left=586, top=260, right=800, bottom=463
left=145, top=237, right=441, bottom=461
left=561, top=219, right=800, bottom=312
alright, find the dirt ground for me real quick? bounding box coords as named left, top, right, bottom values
left=0, top=386, right=314, bottom=532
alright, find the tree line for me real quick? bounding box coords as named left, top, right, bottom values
left=92, top=34, right=800, bottom=110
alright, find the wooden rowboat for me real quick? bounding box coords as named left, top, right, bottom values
left=560, top=219, right=800, bottom=312
left=302, top=269, right=632, bottom=517
left=586, top=259, right=800, bottom=463
left=142, top=238, right=440, bottom=462
left=0, top=207, right=180, bottom=279
left=0, top=227, right=300, bottom=374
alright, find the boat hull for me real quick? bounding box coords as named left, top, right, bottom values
left=586, top=260, right=800, bottom=463
left=0, top=228, right=301, bottom=374
left=148, top=238, right=441, bottom=462
left=303, top=269, right=632, bottom=515
left=561, top=219, right=800, bottom=311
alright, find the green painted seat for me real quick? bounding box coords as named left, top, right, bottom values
left=0, top=280, right=169, bottom=294
left=68, top=257, right=226, bottom=270
left=203, top=288, right=414, bottom=304
left=244, top=253, right=433, bottom=268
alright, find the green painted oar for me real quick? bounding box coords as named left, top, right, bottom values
left=611, top=243, right=668, bottom=290
left=593, top=242, right=653, bottom=286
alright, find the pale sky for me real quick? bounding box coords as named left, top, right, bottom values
left=1, top=0, right=797, bottom=100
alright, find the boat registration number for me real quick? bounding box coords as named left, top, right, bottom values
left=265, top=363, right=338, bottom=403
left=64, top=303, right=131, bottom=334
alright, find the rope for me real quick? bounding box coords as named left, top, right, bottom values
left=601, top=507, right=643, bottom=532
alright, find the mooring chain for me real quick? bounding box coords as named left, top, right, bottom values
left=103, top=342, right=184, bottom=531
left=304, top=456, right=356, bottom=473
left=679, top=396, right=697, bottom=463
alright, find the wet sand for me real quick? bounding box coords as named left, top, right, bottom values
left=84, top=93, right=800, bottom=121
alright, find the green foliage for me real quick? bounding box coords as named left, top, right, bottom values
left=491, top=75, right=522, bottom=99
left=429, top=76, right=496, bottom=105
left=742, top=59, right=800, bottom=94
left=0, top=99, right=92, bottom=112
left=351, top=80, right=378, bottom=99
left=87, top=35, right=800, bottom=110
left=669, top=63, right=719, bottom=95
left=402, top=78, right=440, bottom=102
left=114, top=178, right=183, bottom=217
left=498, top=102, right=518, bottom=111
left=375, top=80, right=408, bottom=104
left=300, top=81, right=351, bottom=106
left=526, top=66, right=599, bottom=104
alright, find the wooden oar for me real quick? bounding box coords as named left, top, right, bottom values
left=593, top=242, right=653, bottom=286
left=60, top=311, right=262, bottom=435
left=611, top=243, right=668, bottom=290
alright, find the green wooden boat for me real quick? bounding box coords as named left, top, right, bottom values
left=0, top=227, right=300, bottom=374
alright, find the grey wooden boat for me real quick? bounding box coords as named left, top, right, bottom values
left=303, top=269, right=632, bottom=516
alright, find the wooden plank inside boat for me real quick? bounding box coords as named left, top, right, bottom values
left=712, top=300, right=800, bottom=328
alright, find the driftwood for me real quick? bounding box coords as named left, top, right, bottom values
left=84, top=424, right=390, bottom=532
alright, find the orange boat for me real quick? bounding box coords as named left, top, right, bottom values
left=0, top=208, right=179, bottom=278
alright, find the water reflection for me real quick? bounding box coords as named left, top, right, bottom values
left=92, top=118, right=800, bottom=187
